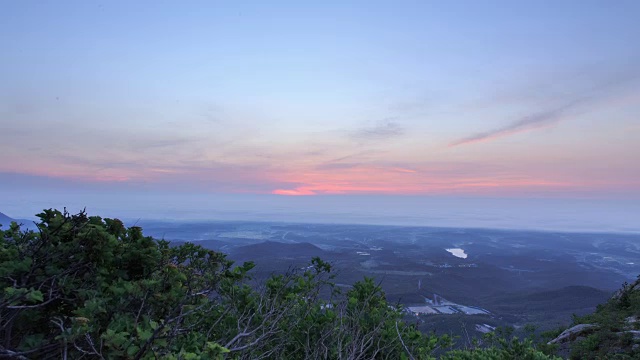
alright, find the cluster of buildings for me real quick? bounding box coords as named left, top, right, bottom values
left=406, top=294, right=490, bottom=316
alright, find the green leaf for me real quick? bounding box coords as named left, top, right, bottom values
left=26, top=289, right=44, bottom=303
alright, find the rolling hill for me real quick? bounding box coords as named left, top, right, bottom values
left=230, top=241, right=329, bottom=260
left=0, top=211, right=15, bottom=228
left=0, top=211, right=35, bottom=230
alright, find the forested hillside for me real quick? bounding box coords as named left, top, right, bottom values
left=3, top=209, right=630, bottom=359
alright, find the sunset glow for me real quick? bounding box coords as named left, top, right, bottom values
left=1, top=1, right=639, bottom=224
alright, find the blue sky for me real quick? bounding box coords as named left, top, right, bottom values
left=1, top=1, right=639, bottom=229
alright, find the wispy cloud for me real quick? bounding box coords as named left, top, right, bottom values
left=392, top=167, right=416, bottom=173
left=350, top=118, right=404, bottom=140
left=448, top=99, right=584, bottom=147
left=449, top=63, right=640, bottom=148
left=315, top=162, right=361, bottom=170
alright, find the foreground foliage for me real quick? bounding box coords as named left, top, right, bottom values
left=1, top=209, right=558, bottom=359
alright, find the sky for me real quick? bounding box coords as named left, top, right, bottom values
left=1, top=1, right=639, bottom=231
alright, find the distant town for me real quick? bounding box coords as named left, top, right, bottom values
left=407, top=293, right=490, bottom=316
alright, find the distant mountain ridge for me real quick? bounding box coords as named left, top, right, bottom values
left=0, top=211, right=35, bottom=229
left=231, top=241, right=328, bottom=259
left=0, top=211, right=15, bottom=227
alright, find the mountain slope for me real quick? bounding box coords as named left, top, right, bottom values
left=0, top=211, right=35, bottom=229
left=231, top=241, right=328, bottom=260
left=492, top=286, right=611, bottom=312
left=547, top=278, right=640, bottom=358
left=0, top=211, right=15, bottom=228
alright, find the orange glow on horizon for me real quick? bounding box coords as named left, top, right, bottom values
left=269, top=165, right=572, bottom=196
left=7, top=157, right=631, bottom=198
left=272, top=188, right=317, bottom=196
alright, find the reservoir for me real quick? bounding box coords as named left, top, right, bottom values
left=446, top=248, right=468, bottom=259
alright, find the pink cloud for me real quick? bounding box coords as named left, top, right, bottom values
left=272, top=188, right=317, bottom=196
left=268, top=164, right=578, bottom=196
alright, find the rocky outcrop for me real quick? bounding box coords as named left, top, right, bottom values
left=612, top=278, right=640, bottom=300
left=548, top=277, right=640, bottom=358
left=624, top=330, right=640, bottom=340
left=548, top=324, right=598, bottom=344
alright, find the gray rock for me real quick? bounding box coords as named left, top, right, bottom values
left=548, top=324, right=598, bottom=344
left=612, top=278, right=640, bottom=300
left=623, top=330, right=640, bottom=340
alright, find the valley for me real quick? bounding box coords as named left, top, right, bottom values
left=140, top=219, right=640, bottom=338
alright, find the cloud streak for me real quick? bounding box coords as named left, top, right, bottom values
left=448, top=99, right=584, bottom=147
left=350, top=119, right=404, bottom=140
left=449, top=61, right=640, bottom=148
